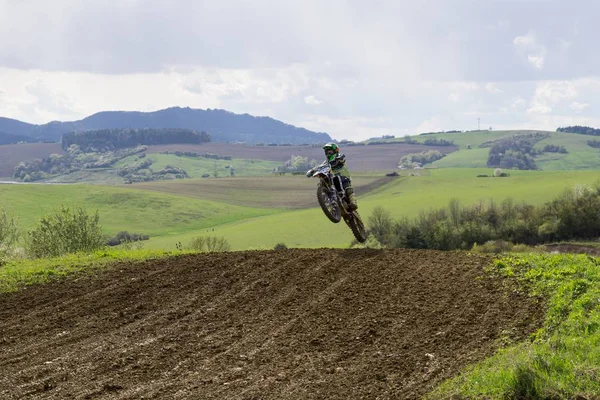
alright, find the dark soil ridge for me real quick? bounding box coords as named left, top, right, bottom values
left=0, top=249, right=544, bottom=399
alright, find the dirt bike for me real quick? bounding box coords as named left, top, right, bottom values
left=307, top=162, right=368, bottom=243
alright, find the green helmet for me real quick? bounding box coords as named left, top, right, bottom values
left=323, top=142, right=339, bottom=162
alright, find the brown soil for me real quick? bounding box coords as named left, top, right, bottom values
left=0, top=249, right=544, bottom=399
left=0, top=143, right=65, bottom=178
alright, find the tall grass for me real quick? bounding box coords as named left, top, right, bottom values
left=429, top=253, right=600, bottom=399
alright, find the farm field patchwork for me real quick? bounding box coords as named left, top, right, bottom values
left=131, top=174, right=397, bottom=208
left=425, top=130, right=600, bottom=169
left=2, top=168, right=600, bottom=251
left=143, top=168, right=600, bottom=250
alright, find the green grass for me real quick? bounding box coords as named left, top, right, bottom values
left=429, top=253, right=600, bottom=399
left=44, top=168, right=126, bottom=184
left=0, top=248, right=188, bottom=293
left=142, top=169, right=600, bottom=250
left=383, top=130, right=600, bottom=170
left=358, top=168, right=600, bottom=218
left=116, top=153, right=282, bottom=178
left=3, top=169, right=600, bottom=251
left=0, top=184, right=281, bottom=238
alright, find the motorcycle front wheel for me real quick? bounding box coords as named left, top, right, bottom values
left=317, top=184, right=341, bottom=223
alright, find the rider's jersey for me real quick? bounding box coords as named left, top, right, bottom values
left=329, top=153, right=346, bottom=174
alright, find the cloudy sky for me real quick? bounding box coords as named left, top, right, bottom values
left=1, top=0, right=599, bottom=141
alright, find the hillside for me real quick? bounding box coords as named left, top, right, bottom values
left=0, top=141, right=458, bottom=181
left=0, top=249, right=544, bottom=399
left=0, top=131, right=34, bottom=145
left=0, top=107, right=331, bottom=145
left=373, top=129, right=600, bottom=170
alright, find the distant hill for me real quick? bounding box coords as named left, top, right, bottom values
left=0, top=107, right=331, bottom=145
left=0, top=130, right=34, bottom=145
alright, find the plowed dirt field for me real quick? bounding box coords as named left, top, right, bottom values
left=0, top=249, right=544, bottom=399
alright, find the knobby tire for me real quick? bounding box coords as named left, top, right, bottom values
left=317, top=184, right=341, bottom=223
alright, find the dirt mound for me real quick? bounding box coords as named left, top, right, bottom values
left=0, top=249, right=544, bottom=399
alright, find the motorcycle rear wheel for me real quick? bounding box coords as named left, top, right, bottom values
left=317, top=184, right=341, bottom=223
left=345, top=211, right=367, bottom=243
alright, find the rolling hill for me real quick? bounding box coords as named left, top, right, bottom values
left=0, top=107, right=331, bottom=145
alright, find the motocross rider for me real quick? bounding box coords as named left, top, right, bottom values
left=307, top=142, right=358, bottom=210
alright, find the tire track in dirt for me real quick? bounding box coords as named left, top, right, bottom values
left=0, top=249, right=544, bottom=399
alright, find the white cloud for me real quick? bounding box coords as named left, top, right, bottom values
left=571, top=101, right=590, bottom=112
left=512, top=97, right=527, bottom=109
left=304, top=95, right=323, bottom=105
left=527, top=55, right=545, bottom=69
left=527, top=81, right=577, bottom=115
left=513, top=32, right=537, bottom=47
left=485, top=83, right=502, bottom=94
left=2, top=2, right=600, bottom=140
left=513, top=31, right=547, bottom=70
left=25, top=79, right=79, bottom=117
left=415, top=116, right=444, bottom=134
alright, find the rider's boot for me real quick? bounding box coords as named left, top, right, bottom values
left=346, top=188, right=358, bottom=210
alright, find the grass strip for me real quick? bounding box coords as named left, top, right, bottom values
left=429, top=253, right=600, bottom=399
left=0, top=248, right=189, bottom=293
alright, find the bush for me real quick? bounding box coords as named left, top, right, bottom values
left=107, top=231, right=150, bottom=246
left=187, top=236, right=231, bottom=252
left=26, top=206, right=105, bottom=258
left=367, top=206, right=394, bottom=246
left=0, top=208, right=20, bottom=249
left=471, top=240, right=514, bottom=254
left=0, top=208, right=20, bottom=262
left=398, top=150, right=444, bottom=168
left=274, top=242, right=288, bottom=250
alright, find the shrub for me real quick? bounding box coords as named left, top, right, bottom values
left=471, top=240, right=514, bottom=254
left=187, top=236, right=231, bottom=252
left=0, top=208, right=20, bottom=263
left=107, top=231, right=150, bottom=246
left=367, top=206, right=394, bottom=246
left=26, top=206, right=105, bottom=258
left=274, top=242, right=288, bottom=250
left=0, top=208, right=20, bottom=250
left=398, top=150, right=444, bottom=168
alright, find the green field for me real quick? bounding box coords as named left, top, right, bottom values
left=3, top=129, right=600, bottom=400
left=370, top=130, right=600, bottom=170
left=39, top=153, right=283, bottom=184
left=164, top=168, right=599, bottom=250
left=0, top=184, right=282, bottom=239
left=116, top=153, right=282, bottom=178
left=4, top=168, right=594, bottom=251
left=429, top=130, right=600, bottom=170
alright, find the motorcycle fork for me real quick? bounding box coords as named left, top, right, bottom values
left=331, top=175, right=351, bottom=214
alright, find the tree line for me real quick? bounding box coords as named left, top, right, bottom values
left=367, top=182, right=600, bottom=251
left=485, top=132, right=549, bottom=170
left=557, top=126, right=600, bottom=136
left=61, top=128, right=211, bottom=152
